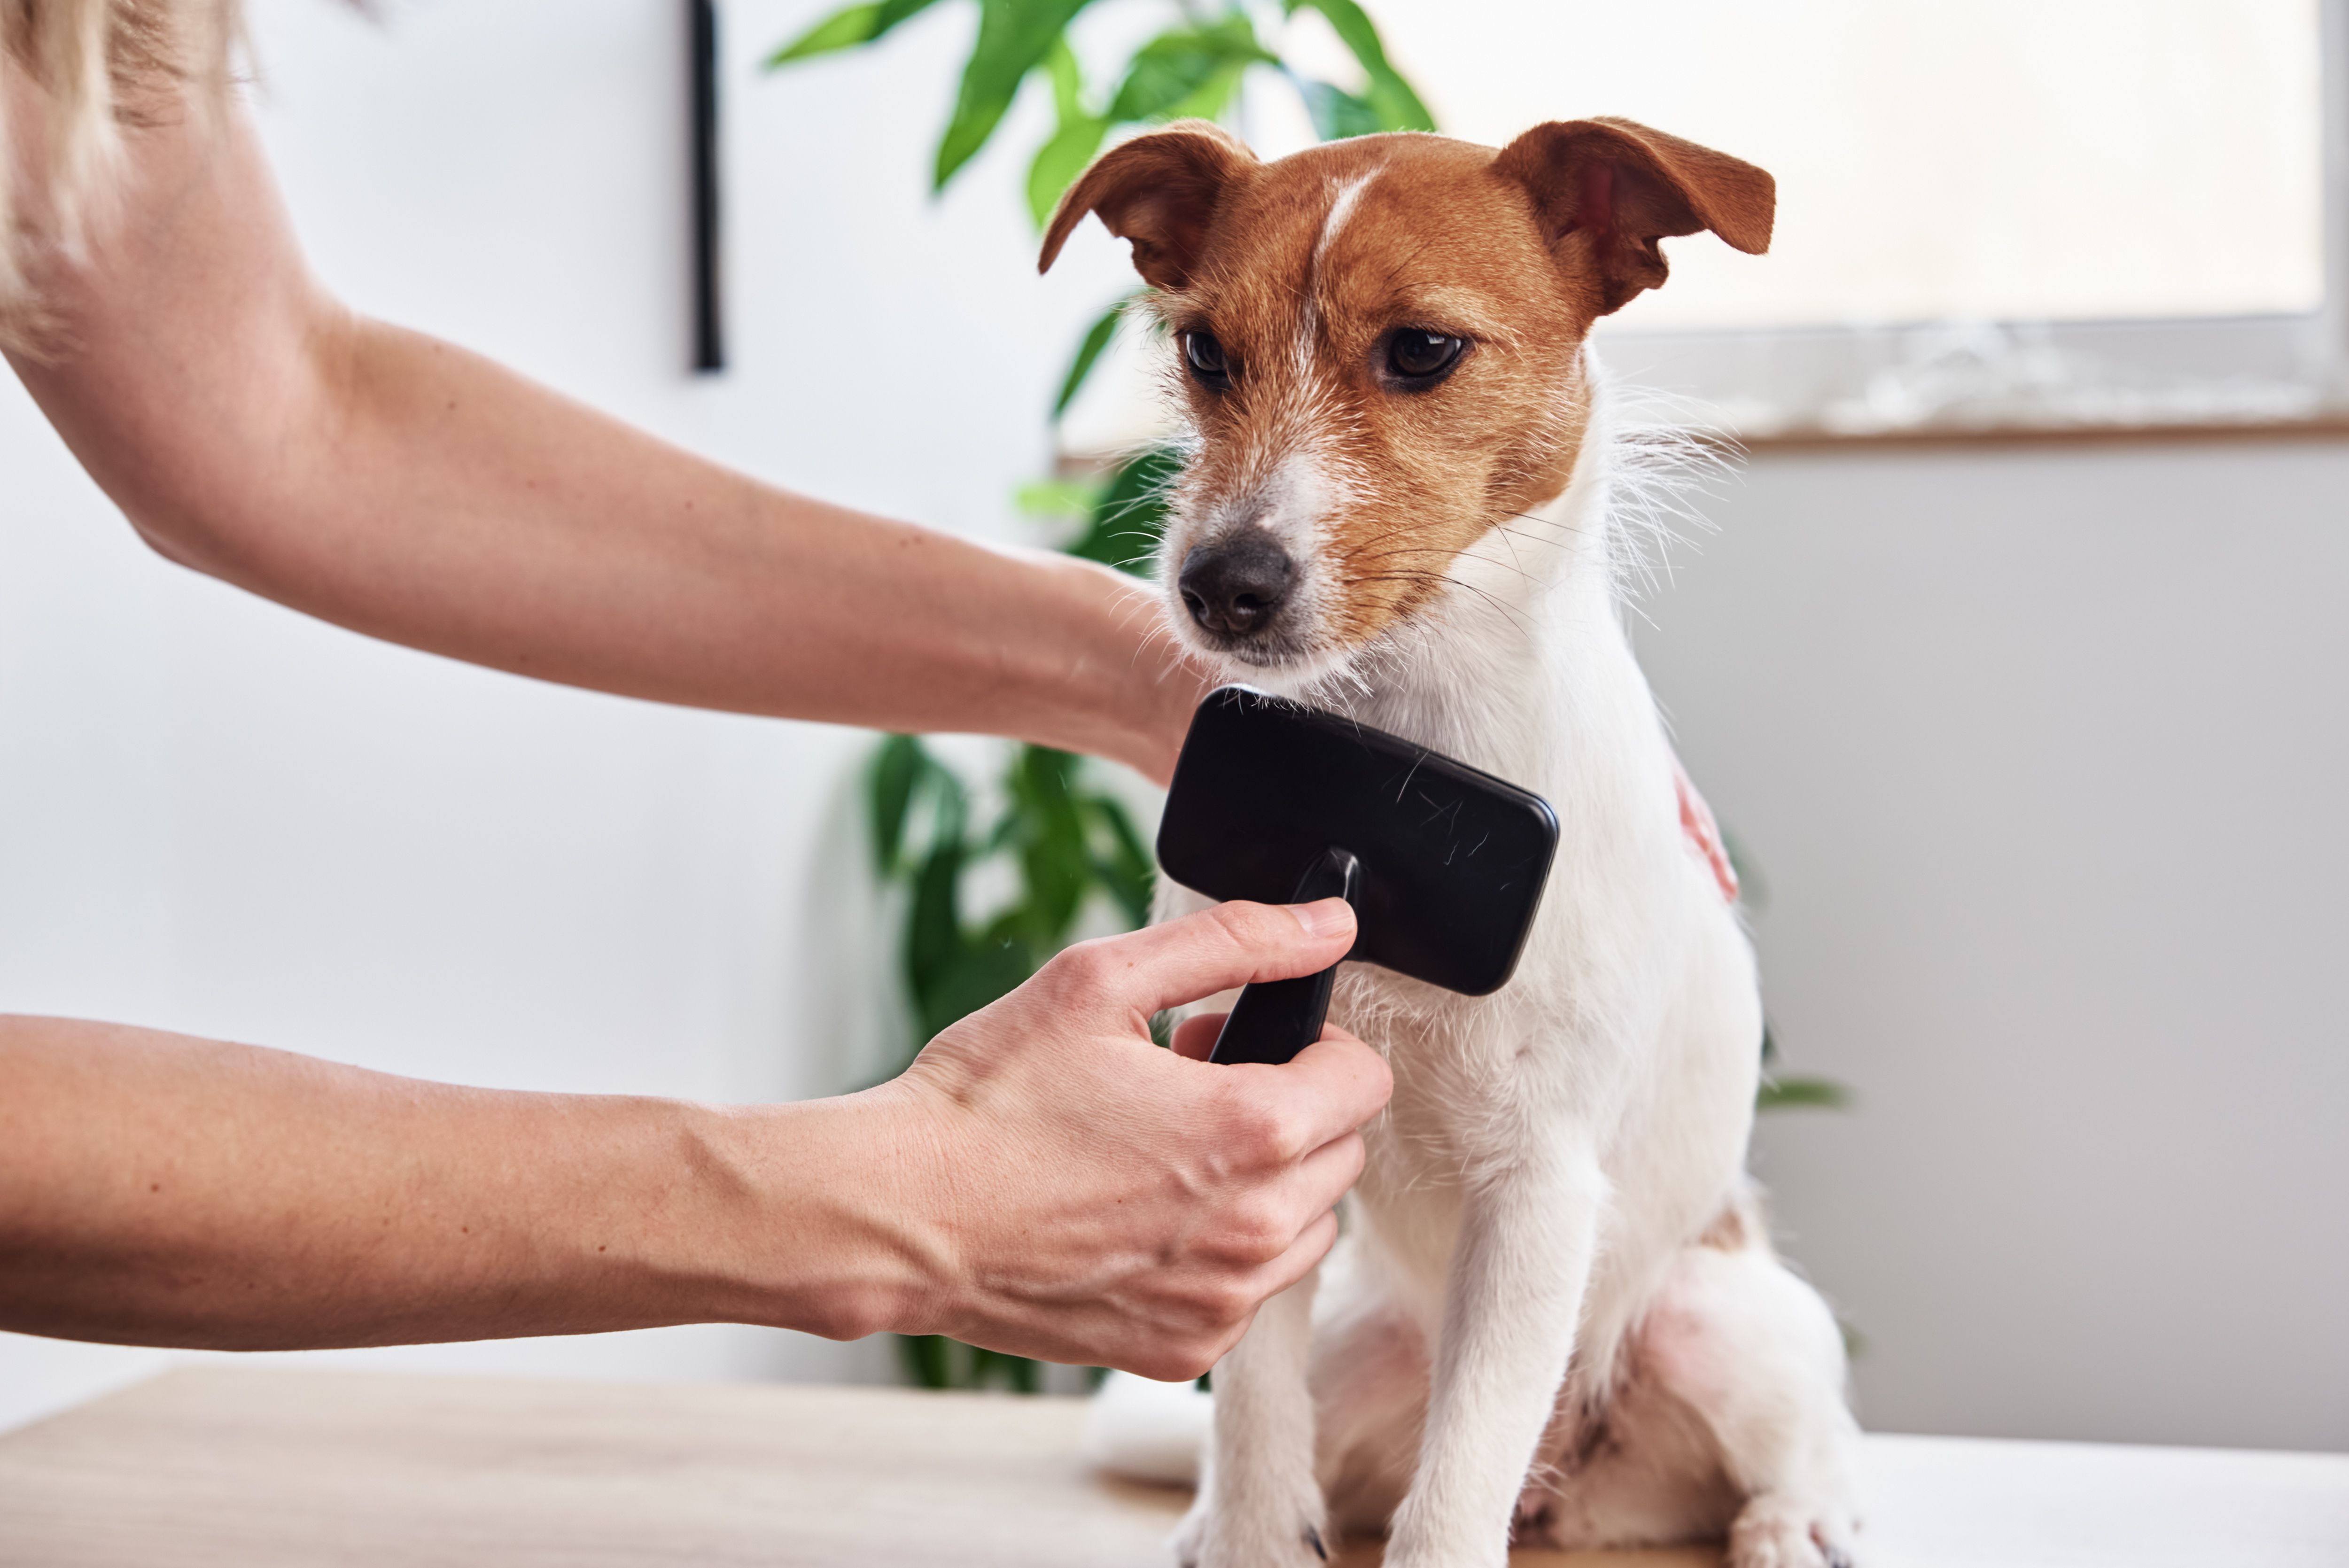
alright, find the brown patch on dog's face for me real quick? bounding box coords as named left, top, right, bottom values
left=1041, top=119, right=1772, bottom=675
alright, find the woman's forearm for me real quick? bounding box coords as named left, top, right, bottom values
left=249, top=316, right=1196, bottom=778
left=7, top=82, right=1202, bottom=781
left=0, top=1015, right=919, bottom=1350
left=0, top=904, right=1387, bottom=1372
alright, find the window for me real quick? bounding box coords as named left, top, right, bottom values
left=1355, top=0, right=2341, bottom=436
left=1063, top=0, right=2346, bottom=445
left=1358, top=0, right=2325, bottom=331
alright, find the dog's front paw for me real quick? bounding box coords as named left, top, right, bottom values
left=1727, top=1493, right=1859, bottom=1568
left=1171, top=1494, right=1331, bottom=1568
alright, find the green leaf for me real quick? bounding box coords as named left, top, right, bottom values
left=766, top=0, right=944, bottom=67
left=980, top=805, right=1023, bottom=857
left=1160, top=56, right=1251, bottom=125
left=969, top=1346, right=1033, bottom=1392
left=1015, top=475, right=1106, bottom=520
left=995, top=1349, right=1042, bottom=1393
left=1756, top=1075, right=1854, bottom=1112
left=1009, top=745, right=1092, bottom=939
left=898, top=1332, right=1041, bottom=1394
left=906, top=834, right=971, bottom=1007
left=934, top=0, right=1097, bottom=192
left=1281, top=0, right=1435, bottom=132
left=767, top=2, right=884, bottom=65
left=1042, top=31, right=1084, bottom=120
left=920, top=932, right=1034, bottom=1037
left=876, top=0, right=950, bottom=31
left=1361, top=69, right=1432, bottom=132
left=867, top=733, right=926, bottom=874
left=1051, top=297, right=1127, bottom=418
left=1106, top=16, right=1275, bottom=124
left=898, top=1332, right=953, bottom=1388
left=1023, top=38, right=1108, bottom=227
left=1028, top=113, right=1109, bottom=228
left=1297, top=78, right=1380, bottom=141
left=1081, top=793, right=1155, bottom=927
left=1064, top=444, right=1184, bottom=576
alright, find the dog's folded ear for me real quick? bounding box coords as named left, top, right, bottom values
left=1493, top=118, right=1774, bottom=315
left=1038, top=121, right=1259, bottom=290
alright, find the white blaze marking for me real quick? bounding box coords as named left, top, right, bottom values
left=1297, top=169, right=1383, bottom=372
left=1313, top=170, right=1381, bottom=272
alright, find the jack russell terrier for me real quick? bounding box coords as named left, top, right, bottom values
left=1042, top=118, right=1860, bottom=1568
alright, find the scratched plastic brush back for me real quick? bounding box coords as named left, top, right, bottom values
left=1157, top=688, right=1559, bottom=996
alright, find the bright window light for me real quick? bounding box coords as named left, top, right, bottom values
left=1326, top=0, right=2326, bottom=330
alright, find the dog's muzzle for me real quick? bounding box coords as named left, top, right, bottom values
left=1179, top=535, right=1295, bottom=642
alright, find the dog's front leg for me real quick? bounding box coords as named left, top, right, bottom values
left=1174, top=1267, right=1329, bottom=1568
left=1384, top=1149, right=1604, bottom=1568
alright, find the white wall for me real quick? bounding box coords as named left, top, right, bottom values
left=1635, top=439, right=2349, bottom=1452
left=3, top=0, right=2343, bottom=1456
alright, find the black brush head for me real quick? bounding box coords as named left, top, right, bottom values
left=1157, top=687, right=1559, bottom=997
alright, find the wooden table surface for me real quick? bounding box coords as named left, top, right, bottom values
left=0, top=1368, right=2342, bottom=1568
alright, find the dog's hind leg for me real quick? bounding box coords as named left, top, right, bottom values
left=1174, top=1267, right=1330, bottom=1568
left=1623, top=1229, right=1864, bottom=1568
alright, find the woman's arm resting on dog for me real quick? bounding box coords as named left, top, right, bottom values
left=0, top=903, right=1385, bottom=1374
left=3, top=81, right=1202, bottom=784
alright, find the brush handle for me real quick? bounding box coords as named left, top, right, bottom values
left=1210, top=847, right=1361, bottom=1067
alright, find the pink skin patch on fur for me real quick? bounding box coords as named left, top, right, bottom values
left=1672, top=753, right=1739, bottom=904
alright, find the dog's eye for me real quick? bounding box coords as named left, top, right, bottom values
left=1184, top=330, right=1232, bottom=388
left=1385, top=330, right=1466, bottom=384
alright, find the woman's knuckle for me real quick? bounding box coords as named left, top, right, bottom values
left=1203, top=1192, right=1278, bottom=1267
left=1332, top=1129, right=1368, bottom=1181
left=1045, top=940, right=1114, bottom=1001
left=1168, top=1275, right=1246, bottom=1335
left=1269, top=1103, right=1316, bottom=1160
left=1202, top=901, right=1272, bottom=957
left=1225, top=1197, right=1287, bottom=1260
left=1201, top=900, right=1254, bottom=937
left=1251, top=1102, right=1311, bottom=1165
left=1152, top=1342, right=1215, bottom=1384
left=1208, top=1278, right=1259, bottom=1327
left=1221, top=1095, right=1290, bottom=1164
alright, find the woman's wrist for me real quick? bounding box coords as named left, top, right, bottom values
left=1036, top=553, right=1208, bottom=785
left=1120, top=622, right=1213, bottom=784
left=674, top=1087, right=953, bottom=1343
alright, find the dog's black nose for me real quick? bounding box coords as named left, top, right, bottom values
left=1180, top=536, right=1294, bottom=639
